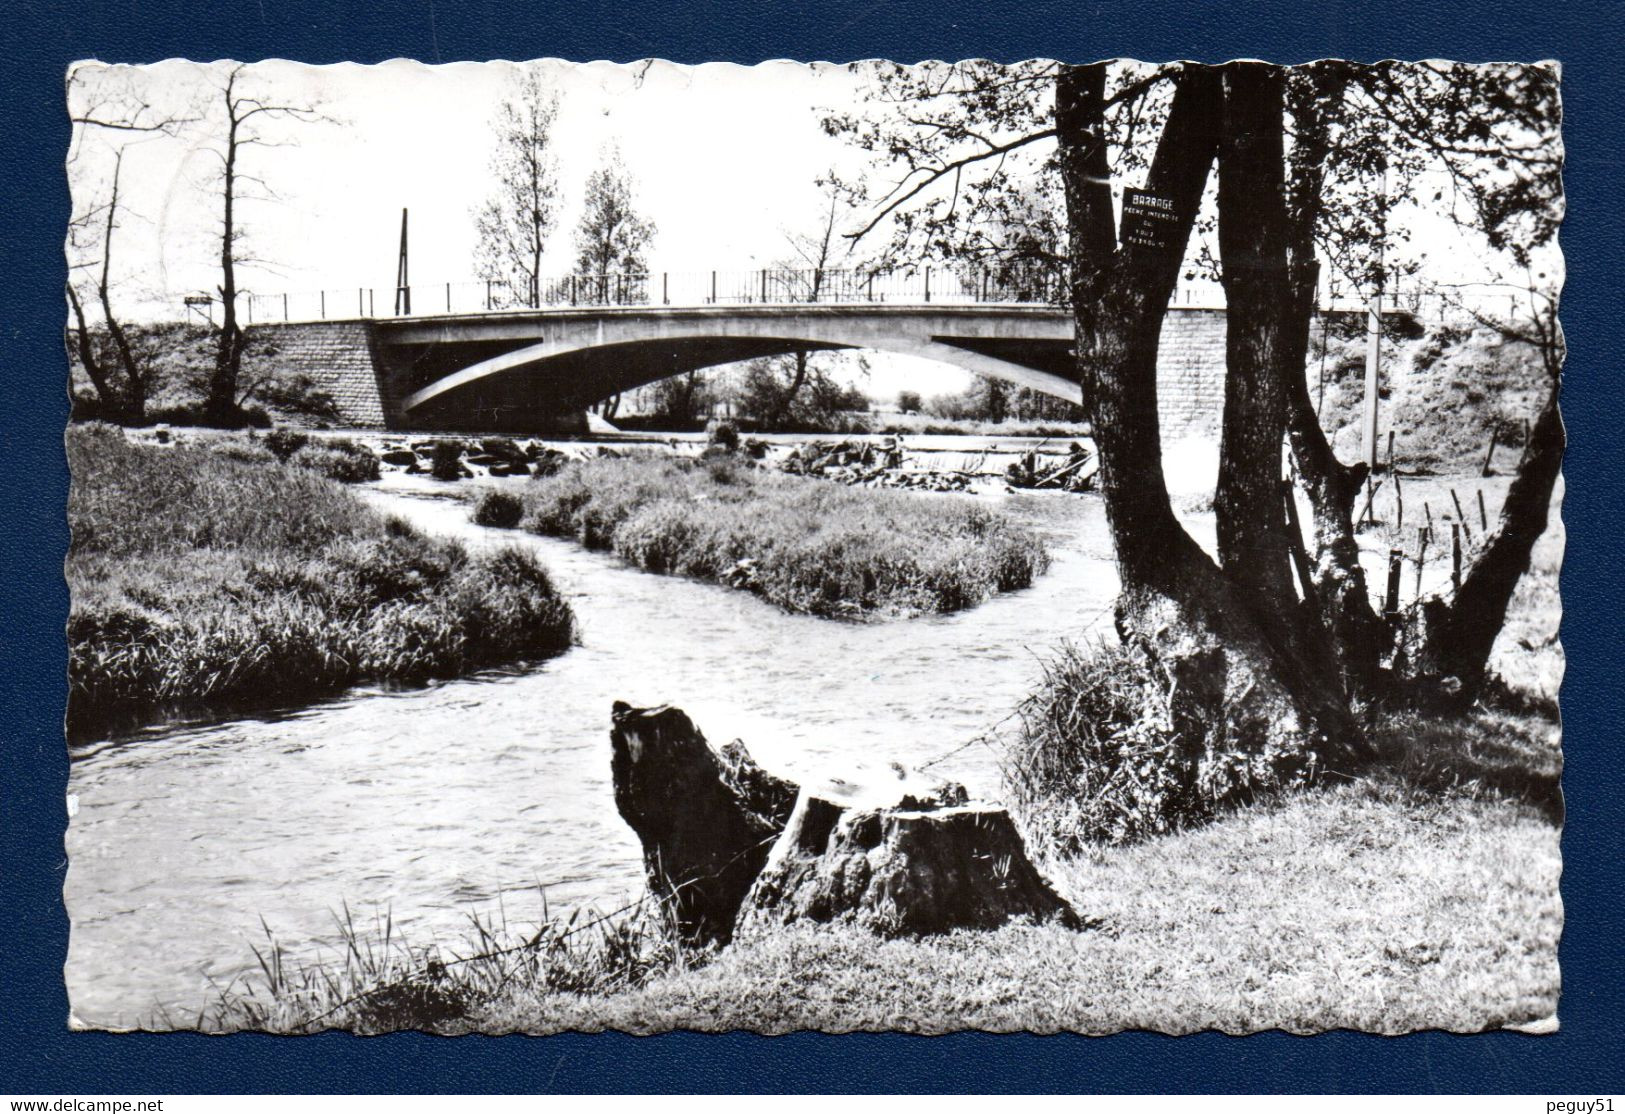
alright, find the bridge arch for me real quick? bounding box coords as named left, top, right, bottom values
left=400, top=332, right=1080, bottom=417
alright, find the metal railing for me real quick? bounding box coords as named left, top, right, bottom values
left=217, top=264, right=1530, bottom=327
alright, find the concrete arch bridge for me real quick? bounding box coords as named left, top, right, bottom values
left=246, top=301, right=1234, bottom=435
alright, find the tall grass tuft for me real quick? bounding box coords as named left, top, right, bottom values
left=505, top=454, right=1049, bottom=618
left=1002, top=639, right=1246, bottom=850
left=204, top=895, right=691, bottom=1034
left=67, top=424, right=574, bottom=738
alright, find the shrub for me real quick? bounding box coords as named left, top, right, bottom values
left=206, top=437, right=278, bottom=465
left=264, top=428, right=310, bottom=461
left=291, top=438, right=381, bottom=483
left=472, top=489, right=525, bottom=528
left=707, top=419, right=740, bottom=452
left=1003, top=640, right=1284, bottom=850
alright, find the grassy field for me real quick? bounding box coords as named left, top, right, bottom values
left=67, top=424, right=575, bottom=738
left=493, top=454, right=1050, bottom=618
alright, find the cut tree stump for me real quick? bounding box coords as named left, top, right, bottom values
left=737, top=765, right=1082, bottom=938
left=609, top=702, right=797, bottom=944
left=609, top=702, right=1083, bottom=945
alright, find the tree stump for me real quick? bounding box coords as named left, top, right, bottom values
left=609, top=702, right=797, bottom=944
left=738, top=766, right=1082, bottom=938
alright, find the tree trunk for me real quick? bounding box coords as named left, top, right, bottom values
left=1278, top=64, right=1387, bottom=695
left=1409, top=382, right=1562, bottom=699
left=1057, top=62, right=1365, bottom=788
left=66, top=285, right=124, bottom=421
left=207, top=102, right=244, bottom=425
left=1215, top=64, right=1299, bottom=615
left=96, top=150, right=146, bottom=423
left=773, top=351, right=811, bottom=427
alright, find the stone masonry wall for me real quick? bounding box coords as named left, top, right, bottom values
left=1155, top=309, right=1227, bottom=438
left=248, top=321, right=388, bottom=428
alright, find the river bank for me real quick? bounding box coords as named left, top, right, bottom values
left=65, top=424, right=576, bottom=739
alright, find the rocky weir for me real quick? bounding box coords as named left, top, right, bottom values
left=609, top=701, right=1081, bottom=945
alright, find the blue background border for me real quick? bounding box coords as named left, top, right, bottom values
left=4, top=0, right=1620, bottom=1093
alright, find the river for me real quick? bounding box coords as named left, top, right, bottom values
left=64, top=462, right=1138, bottom=1029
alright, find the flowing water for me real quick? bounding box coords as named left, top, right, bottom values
left=64, top=468, right=1133, bottom=1028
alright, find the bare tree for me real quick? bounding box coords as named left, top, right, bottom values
left=203, top=63, right=329, bottom=425
left=473, top=70, right=561, bottom=308
left=757, top=182, right=849, bottom=425
left=573, top=149, right=656, bottom=304
left=65, top=66, right=191, bottom=422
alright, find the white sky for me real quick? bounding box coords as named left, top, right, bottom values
left=67, top=58, right=1558, bottom=402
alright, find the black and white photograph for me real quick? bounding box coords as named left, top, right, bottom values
left=62, top=55, right=1563, bottom=1036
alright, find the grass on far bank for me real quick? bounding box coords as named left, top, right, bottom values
left=488, top=454, right=1050, bottom=618
left=67, top=424, right=574, bottom=739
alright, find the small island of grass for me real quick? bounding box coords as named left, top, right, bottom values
left=477, top=454, right=1050, bottom=618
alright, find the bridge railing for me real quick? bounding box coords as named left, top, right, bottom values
left=233, top=267, right=1529, bottom=326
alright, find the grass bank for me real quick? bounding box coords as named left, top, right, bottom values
left=207, top=712, right=1560, bottom=1034
left=67, top=424, right=575, bottom=739
left=487, top=454, right=1050, bottom=618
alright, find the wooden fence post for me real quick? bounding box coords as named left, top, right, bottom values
left=1481, top=428, right=1499, bottom=476
left=1477, top=488, right=1489, bottom=532
left=1451, top=523, right=1462, bottom=593
left=1414, top=526, right=1428, bottom=601
left=1384, top=549, right=1404, bottom=619
left=1450, top=488, right=1471, bottom=542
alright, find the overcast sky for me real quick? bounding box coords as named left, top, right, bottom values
left=66, top=58, right=1558, bottom=401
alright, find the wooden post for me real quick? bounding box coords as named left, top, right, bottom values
left=1281, top=482, right=1318, bottom=606
left=320, top=290, right=325, bottom=319
left=924, top=266, right=932, bottom=303
left=1414, top=526, right=1428, bottom=601
left=1394, top=467, right=1403, bottom=531
left=358, top=287, right=364, bottom=315
left=761, top=268, right=767, bottom=303
left=1384, top=549, right=1404, bottom=619
left=1450, top=488, right=1471, bottom=542
left=283, top=292, right=289, bottom=321
left=1477, top=488, right=1489, bottom=531
left=1481, top=428, right=1499, bottom=476
left=446, top=282, right=451, bottom=313
left=1362, top=290, right=1383, bottom=485
left=662, top=272, right=669, bottom=305
left=711, top=270, right=717, bottom=305
left=1451, top=523, right=1462, bottom=593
